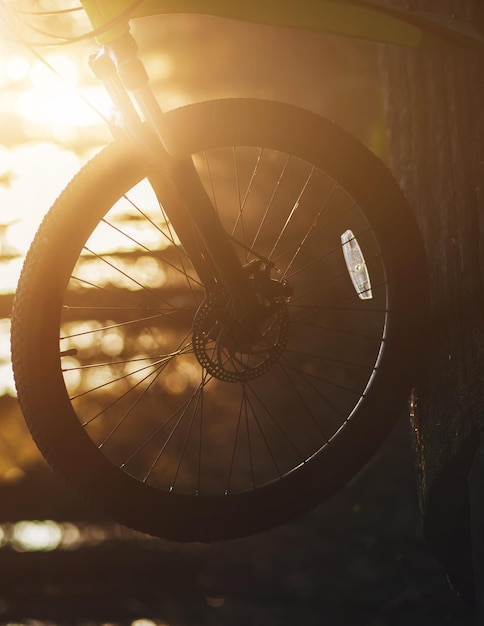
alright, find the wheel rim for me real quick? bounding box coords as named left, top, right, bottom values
left=59, top=145, right=388, bottom=497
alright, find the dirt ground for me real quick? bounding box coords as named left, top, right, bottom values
left=162, top=415, right=475, bottom=626
left=0, top=412, right=476, bottom=625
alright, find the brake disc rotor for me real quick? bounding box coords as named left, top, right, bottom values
left=192, top=286, right=290, bottom=382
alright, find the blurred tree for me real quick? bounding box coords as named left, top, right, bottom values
left=379, top=0, right=484, bottom=615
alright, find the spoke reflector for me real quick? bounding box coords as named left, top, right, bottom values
left=341, top=230, right=373, bottom=300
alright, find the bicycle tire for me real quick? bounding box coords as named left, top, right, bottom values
left=11, top=99, right=427, bottom=542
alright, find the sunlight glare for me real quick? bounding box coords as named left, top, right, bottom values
left=0, top=258, right=22, bottom=295
left=6, top=55, right=30, bottom=82
left=0, top=319, right=15, bottom=396
left=101, top=328, right=125, bottom=357
left=18, top=84, right=112, bottom=135
left=30, top=54, right=79, bottom=88
left=0, top=144, right=9, bottom=173
left=62, top=356, right=82, bottom=391
left=60, top=522, right=83, bottom=549
left=12, top=520, right=63, bottom=551
left=12, top=53, right=112, bottom=137
left=2, top=143, right=81, bottom=255
left=163, top=356, right=200, bottom=394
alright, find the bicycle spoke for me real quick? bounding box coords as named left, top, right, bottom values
left=81, top=357, right=169, bottom=428
left=250, top=153, right=291, bottom=253
left=101, top=214, right=203, bottom=292
left=11, top=100, right=423, bottom=541
left=69, top=275, right=161, bottom=309
left=71, top=347, right=193, bottom=399
left=59, top=141, right=390, bottom=497
left=269, top=165, right=315, bottom=259
left=283, top=183, right=339, bottom=276
left=225, top=387, right=246, bottom=494
left=61, top=312, right=177, bottom=340
left=278, top=356, right=361, bottom=415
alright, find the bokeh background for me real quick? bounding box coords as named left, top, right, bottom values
left=0, top=2, right=473, bottom=624
left=0, top=0, right=384, bottom=521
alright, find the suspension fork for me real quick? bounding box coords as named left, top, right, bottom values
left=89, top=32, right=260, bottom=318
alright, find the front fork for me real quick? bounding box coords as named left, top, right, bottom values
left=89, top=32, right=261, bottom=319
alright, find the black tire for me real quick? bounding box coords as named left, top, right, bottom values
left=11, top=99, right=427, bottom=542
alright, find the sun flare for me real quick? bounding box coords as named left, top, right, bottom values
left=14, top=52, right=112, bottom=135
left=0, top=28, right=113, bottom=398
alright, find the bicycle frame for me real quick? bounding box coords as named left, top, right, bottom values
left=9, top=0, right=434, bottom=542
left=84, top=5, right=275, bottom=319
left=81, top=0, right=484, bottom=49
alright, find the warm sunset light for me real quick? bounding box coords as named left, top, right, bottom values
left=5, top=54, right=30, bottom=81
left=0, top=0, right=474, bottom=621
left=18, top=53, right=112, bottom=134
left=0, top=4, right=110, bottom=397
left=12, top=519, right=63, bottom=551
left=0, top=6, right=192, bottom=423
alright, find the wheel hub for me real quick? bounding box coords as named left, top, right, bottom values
left=192, top=285, right=290, bottom=382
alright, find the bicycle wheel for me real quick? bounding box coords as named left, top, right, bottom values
left=11, top=99, right=427, bottom=541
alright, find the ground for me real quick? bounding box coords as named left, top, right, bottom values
left=0, top=411, right=475, bottom=625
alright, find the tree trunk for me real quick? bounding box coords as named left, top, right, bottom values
left=379, top=0, right=484, bottom=615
